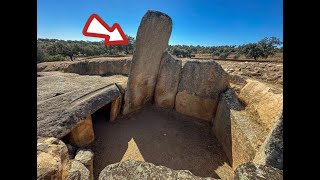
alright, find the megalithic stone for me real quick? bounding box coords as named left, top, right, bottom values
left=123, top=10, right=172, bottom=115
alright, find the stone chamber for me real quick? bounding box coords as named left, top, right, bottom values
left=37, top=10, right=283, bottom=180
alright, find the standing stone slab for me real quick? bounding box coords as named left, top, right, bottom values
left=123, top=10, right=172, bottom=115
left=69, top=115, right=95, bottom=147
left=213, top=89, right=268, bottom=169
left=175, top=60, right=229, bottom=121
left=154, top=52, right=182, bottom=108
left=110, top=95, right=122, bottom=122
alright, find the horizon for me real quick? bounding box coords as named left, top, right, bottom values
left=37, top=0, right=283, bottom=46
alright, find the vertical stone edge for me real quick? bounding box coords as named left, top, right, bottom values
left=122, top=10, right=172, bottom=115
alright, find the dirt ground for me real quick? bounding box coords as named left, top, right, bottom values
left=216, top=60, right=283, bottom=87
left=90, top=105, right=234, bottom=180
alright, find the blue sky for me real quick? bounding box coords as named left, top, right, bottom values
left=37, top=0, right=282, bottom=46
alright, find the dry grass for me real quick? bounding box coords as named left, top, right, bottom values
left=193, top=53, right=283, bottom=62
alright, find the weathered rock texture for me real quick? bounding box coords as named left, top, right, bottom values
left=175, top=60, right=229, bottom=121
left=75, top=149, right=94, bottom=180
left=239, top=79, right=283, bottom=131
left=154, top=52, right=182, bottom=108
left=37, top=72, right=126, bottom=138
left=37, top=137, right=70, bottom=180
left=254, top=112, right=283, bottom=169
left=212, top=89, right=268, bottom=168
left=67, top=160, right=90, bottom=180
left=123, top=10, right=172, bottom=115
left=68, top=116, right=95, bottom=147
left=234, top=162, right=283, bottom=180
left=99, top=160, right=216, bottom=180
left=37, top=57, right=132, bottom=76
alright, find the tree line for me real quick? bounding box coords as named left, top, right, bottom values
left=168, top=37, right=282, bottom=60
left=37, top=35, right=135, bottom=63
left=37, top=36, right=282, bottom=63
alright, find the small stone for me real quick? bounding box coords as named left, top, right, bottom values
left=67, top=160, right=90, bottom=180
left=75, top=148, right=94, bottom=180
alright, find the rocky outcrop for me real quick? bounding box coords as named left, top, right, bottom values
left=37, top=72, right=126, bottom=138
left=37, top=137, right=70, bottom=180
left=68, top=116, right=95, bottom=147
left=37, top=57, right=132, bottom=76
left=75, top=149, right=94, bottom=180
left=99, top=160, right=216, bottom=180
left=254, top=112, right=283, bottom=169
left=212, top=89, right=268, bottom=168
left=234, top=162, right=283, bottom=180
left=64, top=58, right=131, bottom=76
left=175, top=60, right=229, bottom=121
left=67, top=160, right=90, bottom=180
left=239, top=79, right=283, bottom=131
left=123, top=10, right=172, bottom=115
left=154, top=52, right=182, bottom=108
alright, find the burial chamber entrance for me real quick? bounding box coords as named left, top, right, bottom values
left=90, top=105, right=234, bottom=179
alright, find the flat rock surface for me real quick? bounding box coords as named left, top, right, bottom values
left=91, top=105, right=234, bottom=179
left=37, top=72, right=127, bottom=138
left=99, top=160, right=218, bottom=180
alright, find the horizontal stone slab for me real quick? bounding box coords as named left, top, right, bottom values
left=37, top=72, right=126, bottom=138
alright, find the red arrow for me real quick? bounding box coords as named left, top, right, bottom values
left=82, top=14, right=128, bottom=46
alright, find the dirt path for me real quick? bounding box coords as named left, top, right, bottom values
left=91, top=105, right=234, bottom=180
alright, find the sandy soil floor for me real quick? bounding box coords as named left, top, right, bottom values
left=91, top=105, right=234, bottom=180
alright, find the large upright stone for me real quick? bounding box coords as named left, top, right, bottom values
left=154, top=52, right=182, bottom=108
left=212, top=89, right=268, bottom=169
left=123, top=10, right=172, bottom=115
left=175, top=60, right=229, bottom=121
left=68, top=115, right=95, bottom=147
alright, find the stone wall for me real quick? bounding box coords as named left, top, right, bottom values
left=37, top=57, right=132, bottom=76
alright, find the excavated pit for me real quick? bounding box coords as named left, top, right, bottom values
left=91, top=105, right=234, bottom=179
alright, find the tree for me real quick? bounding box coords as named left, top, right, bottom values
left=170, top=47, right=191, bottom=58
left=47, top=41, right=80, bottom=61
left=239, top=37, right=282, bottom=60
left=238, top=43, right=263, bottom=60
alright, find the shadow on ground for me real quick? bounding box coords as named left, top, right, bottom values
left=91, top=105, right=233, bottom=179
